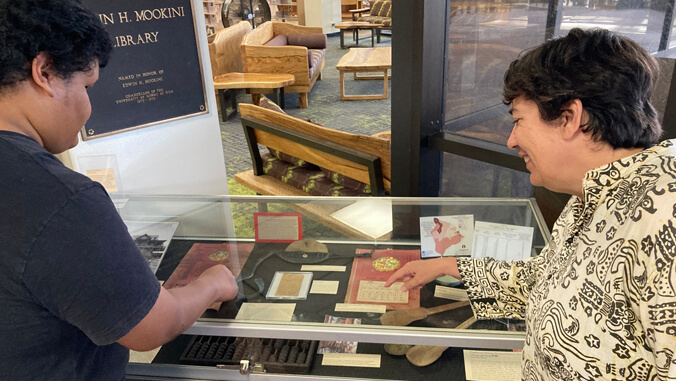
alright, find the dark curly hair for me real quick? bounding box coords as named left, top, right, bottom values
left=0, top=0, right=113, bottom=92
left=503, top=28, right=661, bottom=148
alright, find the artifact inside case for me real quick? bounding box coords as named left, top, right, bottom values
left=180, top=336, right=318, bottom=374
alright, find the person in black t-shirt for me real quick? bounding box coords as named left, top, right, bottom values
left=0, top=1, right=238, bottom=380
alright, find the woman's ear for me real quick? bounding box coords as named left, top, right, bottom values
left=30, top=52, right=56, bottom=97
left=560, top=99, right=585, bottom=140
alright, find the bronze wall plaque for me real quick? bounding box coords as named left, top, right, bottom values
left=81, top=0, right=208, bottom=140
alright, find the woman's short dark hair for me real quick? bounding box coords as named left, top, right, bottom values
left=503, top=28, right=662, bottom=148
left=0, top=0, right=113, bottom=92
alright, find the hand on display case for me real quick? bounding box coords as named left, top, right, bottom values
left=198, top=264, right=240, bottom=302
left=384, top=257, right=460, bottom=293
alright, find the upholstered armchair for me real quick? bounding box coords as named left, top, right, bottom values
left=240, top=21, right=326, bottom=108
left=351, top=0, right=391, bottom=29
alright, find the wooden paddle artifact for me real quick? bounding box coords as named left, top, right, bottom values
left=405, top=316, right=477, bottom=366
left=405, top=345, right=449, bottom=367
left=379, top=300, right=470, bottom=326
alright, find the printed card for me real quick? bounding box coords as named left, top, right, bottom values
left=420, top=215, right=474, bottom=258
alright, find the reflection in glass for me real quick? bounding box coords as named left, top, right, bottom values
left=441, top=0, right=675, bottom=199
left=441, top=153, right=532, bottom=198
left=444, top=1, right=548, bottom=143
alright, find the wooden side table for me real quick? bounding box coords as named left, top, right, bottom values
left=213, top=72, right=295, bottom=121
left=335, top=22, right=378, bottom=49
left=336, top=47, right=392, bottom=100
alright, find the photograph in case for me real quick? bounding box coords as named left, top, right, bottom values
left=420, top=215, right=474, bottom=258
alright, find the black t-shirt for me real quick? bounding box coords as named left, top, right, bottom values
left=0, top=131, right=161, bottom=380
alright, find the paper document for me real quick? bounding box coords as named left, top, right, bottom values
left=235, top=303, right=295, bottom=321
left=463, top=350, right=522, bottom=381
left=434, top=285, right=469, bottom=301
left=471, top=221, right=534, bottom=261
left=322, top=353, right=381, bottom=368
left=87, top=168, right=118, bottom=192
left=420, top=215, right=474, bottom=258
left=356, top=281, right=408, bottom=304
left=330, top=199, right=393, bottom=239
left=129, top=347, right=161, bottom=364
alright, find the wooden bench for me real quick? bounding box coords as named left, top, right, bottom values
left=234, top=103, right=392, bottom=239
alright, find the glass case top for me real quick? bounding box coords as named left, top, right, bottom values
left=116, top=195, right=550, bottom=347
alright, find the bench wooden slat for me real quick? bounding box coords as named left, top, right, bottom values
left=234, top=170, right=309, bottom=197
left=240, top=103, right=391, bottom=191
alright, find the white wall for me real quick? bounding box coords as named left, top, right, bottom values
left=66, top=0, right=227, bottom=196
left=299, top=0, right=341, bottom=34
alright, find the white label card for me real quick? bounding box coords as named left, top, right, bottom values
left=129, top=347, right=161, bottom=364
left=301, top=265, right=346, bottom=272
left=463, top=350, right=522, bottom=381
left=310, top=280, right=340, bottom=294
left=335, top=303, right=387, bottom=314
left=322, top=353, right=381, bottom=368
left=235, top=303, right=295, bottom=321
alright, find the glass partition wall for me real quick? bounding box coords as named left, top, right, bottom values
left=392, top=0, right=676, bottom=228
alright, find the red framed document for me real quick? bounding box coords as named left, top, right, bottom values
left=164, top=242, right=254, bottom=289
left=345, top=249, right=421, bottom=311
left=254, top=212, right=303, bottom=243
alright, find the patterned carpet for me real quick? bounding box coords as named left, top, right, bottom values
left=219, top=32, right=392, bottom=194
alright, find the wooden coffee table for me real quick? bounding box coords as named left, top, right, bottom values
left=335, top=21, right=378, bottom=49
left=213, top=72, right=295, bottom=121
left=336, top=47, right=391, bottom=100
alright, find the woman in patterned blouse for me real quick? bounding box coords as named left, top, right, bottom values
left=386, top=28, right=676, bottom=380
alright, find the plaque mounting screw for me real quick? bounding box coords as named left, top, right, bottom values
left=88, top=129, right=94, bottom=135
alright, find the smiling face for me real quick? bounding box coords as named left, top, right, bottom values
left=507, top=96, right=568, bottom=192
left=37, top=63, right=99, bottom=153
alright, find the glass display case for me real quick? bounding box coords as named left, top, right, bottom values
left=121, top=194, right=550, bottom=380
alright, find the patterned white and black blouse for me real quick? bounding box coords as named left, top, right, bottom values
left=458, top=139, right=676, bottom=381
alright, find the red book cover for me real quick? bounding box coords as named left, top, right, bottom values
left=164, top=243, right=255, bottom=290
left=344, top=249, right=421, bottom=311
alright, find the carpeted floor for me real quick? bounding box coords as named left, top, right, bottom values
left=219, top=32, right=392, bottom=194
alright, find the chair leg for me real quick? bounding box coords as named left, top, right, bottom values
left=318, top=72, right=322, bottom=80
left=299, top=93, right=309, bottom=108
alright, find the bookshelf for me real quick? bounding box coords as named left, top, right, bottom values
left=270, top=0, right=298, bottom=24
left=203, top=0, right=225, bottom=34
